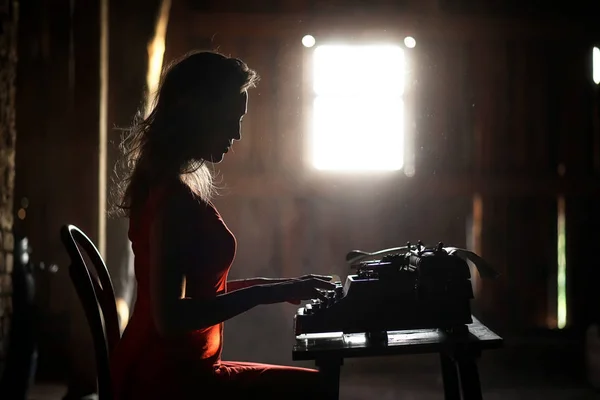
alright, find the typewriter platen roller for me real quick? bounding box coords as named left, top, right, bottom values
left=294, top=242, right=474, bottom=338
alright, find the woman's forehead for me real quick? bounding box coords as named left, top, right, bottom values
left=223, top=91, right=247, bottom=114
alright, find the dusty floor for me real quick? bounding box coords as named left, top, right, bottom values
left=27, top=377, right=600, bottom=400
left=20, top=327, right=600, bottom=400
left=27, top=349, right=600, bottom=400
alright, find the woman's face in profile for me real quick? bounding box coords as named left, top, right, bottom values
left=195, top=91, right=248, bottom=163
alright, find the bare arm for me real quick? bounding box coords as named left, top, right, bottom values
left=148, top=193, right=274, bottom=337
left=227, top=277, right=288, bottom=292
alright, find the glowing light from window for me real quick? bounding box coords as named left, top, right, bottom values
left=557, top=196, right=567, bottom=329
left=404, top=36, right=416, bottom=49
left=311, top=45, right=405, bottom=171
left=116, top=298, right=130, bottom=332
left=146, top=0, right=171, bottom=116
left=593, top=47, right=600, bottom=85
left=302, top=35, right=316, bottom=48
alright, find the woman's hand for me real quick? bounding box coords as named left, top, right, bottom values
left=261, top=276, right=336, bottom=305
left=285, top=275, right=334, bottom=304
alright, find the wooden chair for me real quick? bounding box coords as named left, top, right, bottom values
left=60, top=224, right=121, bottom=400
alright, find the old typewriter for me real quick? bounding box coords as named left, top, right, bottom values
left=294, top=242, right=483, bottom=339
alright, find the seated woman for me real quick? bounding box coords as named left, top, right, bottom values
left=110, top=51, right=336, bottom=399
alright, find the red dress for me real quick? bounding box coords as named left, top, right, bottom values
left=110, top=182, right=324, bottom=399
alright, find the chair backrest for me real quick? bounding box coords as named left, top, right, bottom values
left=60, top=224, right=120, bottom=400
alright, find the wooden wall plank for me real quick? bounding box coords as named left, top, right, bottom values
left=414, top=39, right=448, bottom=175
left=566, top=197, right=600, bottom=332
left=560, top=43, right=596, bottom=176
left=478, top=197, right=510, bottom=328
left=273, top=38, right=305, bottom=177
left=506, top=39, right=525, bottom=174
left=218, top=173, right=600, bottom=197
left=185, top=12, right=598, bottom=40
left=444, top=41, right=472, bottom=174
left=471, top=42, right=494, bottom=174
left=507, top=198, right=557, bottom=329
left=527, top=41, right=552, bottom=175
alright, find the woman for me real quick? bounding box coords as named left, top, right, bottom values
left=111, top=51, right=336, bottom=399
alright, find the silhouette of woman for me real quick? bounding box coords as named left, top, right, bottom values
left=110, top=51, right=335, bottom=399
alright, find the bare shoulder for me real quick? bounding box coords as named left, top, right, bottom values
left=160, top=180, right=217, bottom=226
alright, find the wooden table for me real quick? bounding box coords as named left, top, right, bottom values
left=292, top=317, right=503, bottom=400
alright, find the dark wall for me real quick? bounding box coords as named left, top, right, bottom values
left=0, top=0, right=19, bottom=377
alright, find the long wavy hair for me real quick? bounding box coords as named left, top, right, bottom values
left=113, top=50, right=258, bottom=217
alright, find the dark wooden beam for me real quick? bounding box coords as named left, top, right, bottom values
left=186, top=12, right=599, bottom=41
left=218, top=174, right=600, bottom=198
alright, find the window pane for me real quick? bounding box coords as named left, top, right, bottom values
left=313, top=45, right=405, bottom=96
left=312, top=96, right=404, bottom=171
left=594, top=46, right=600, bottom=85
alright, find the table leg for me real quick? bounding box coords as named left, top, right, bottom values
left=439, top=353, right=461, bottom=400
left=456, top=355, right=482, bottom=400
left=315, top=357, right=343, bottom=400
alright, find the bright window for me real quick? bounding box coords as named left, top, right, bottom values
left=593, top=46, right=600, bottom=85
left=557, top=196, right=567, bottom=329
left=311, top=44, right=406, bottom=171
